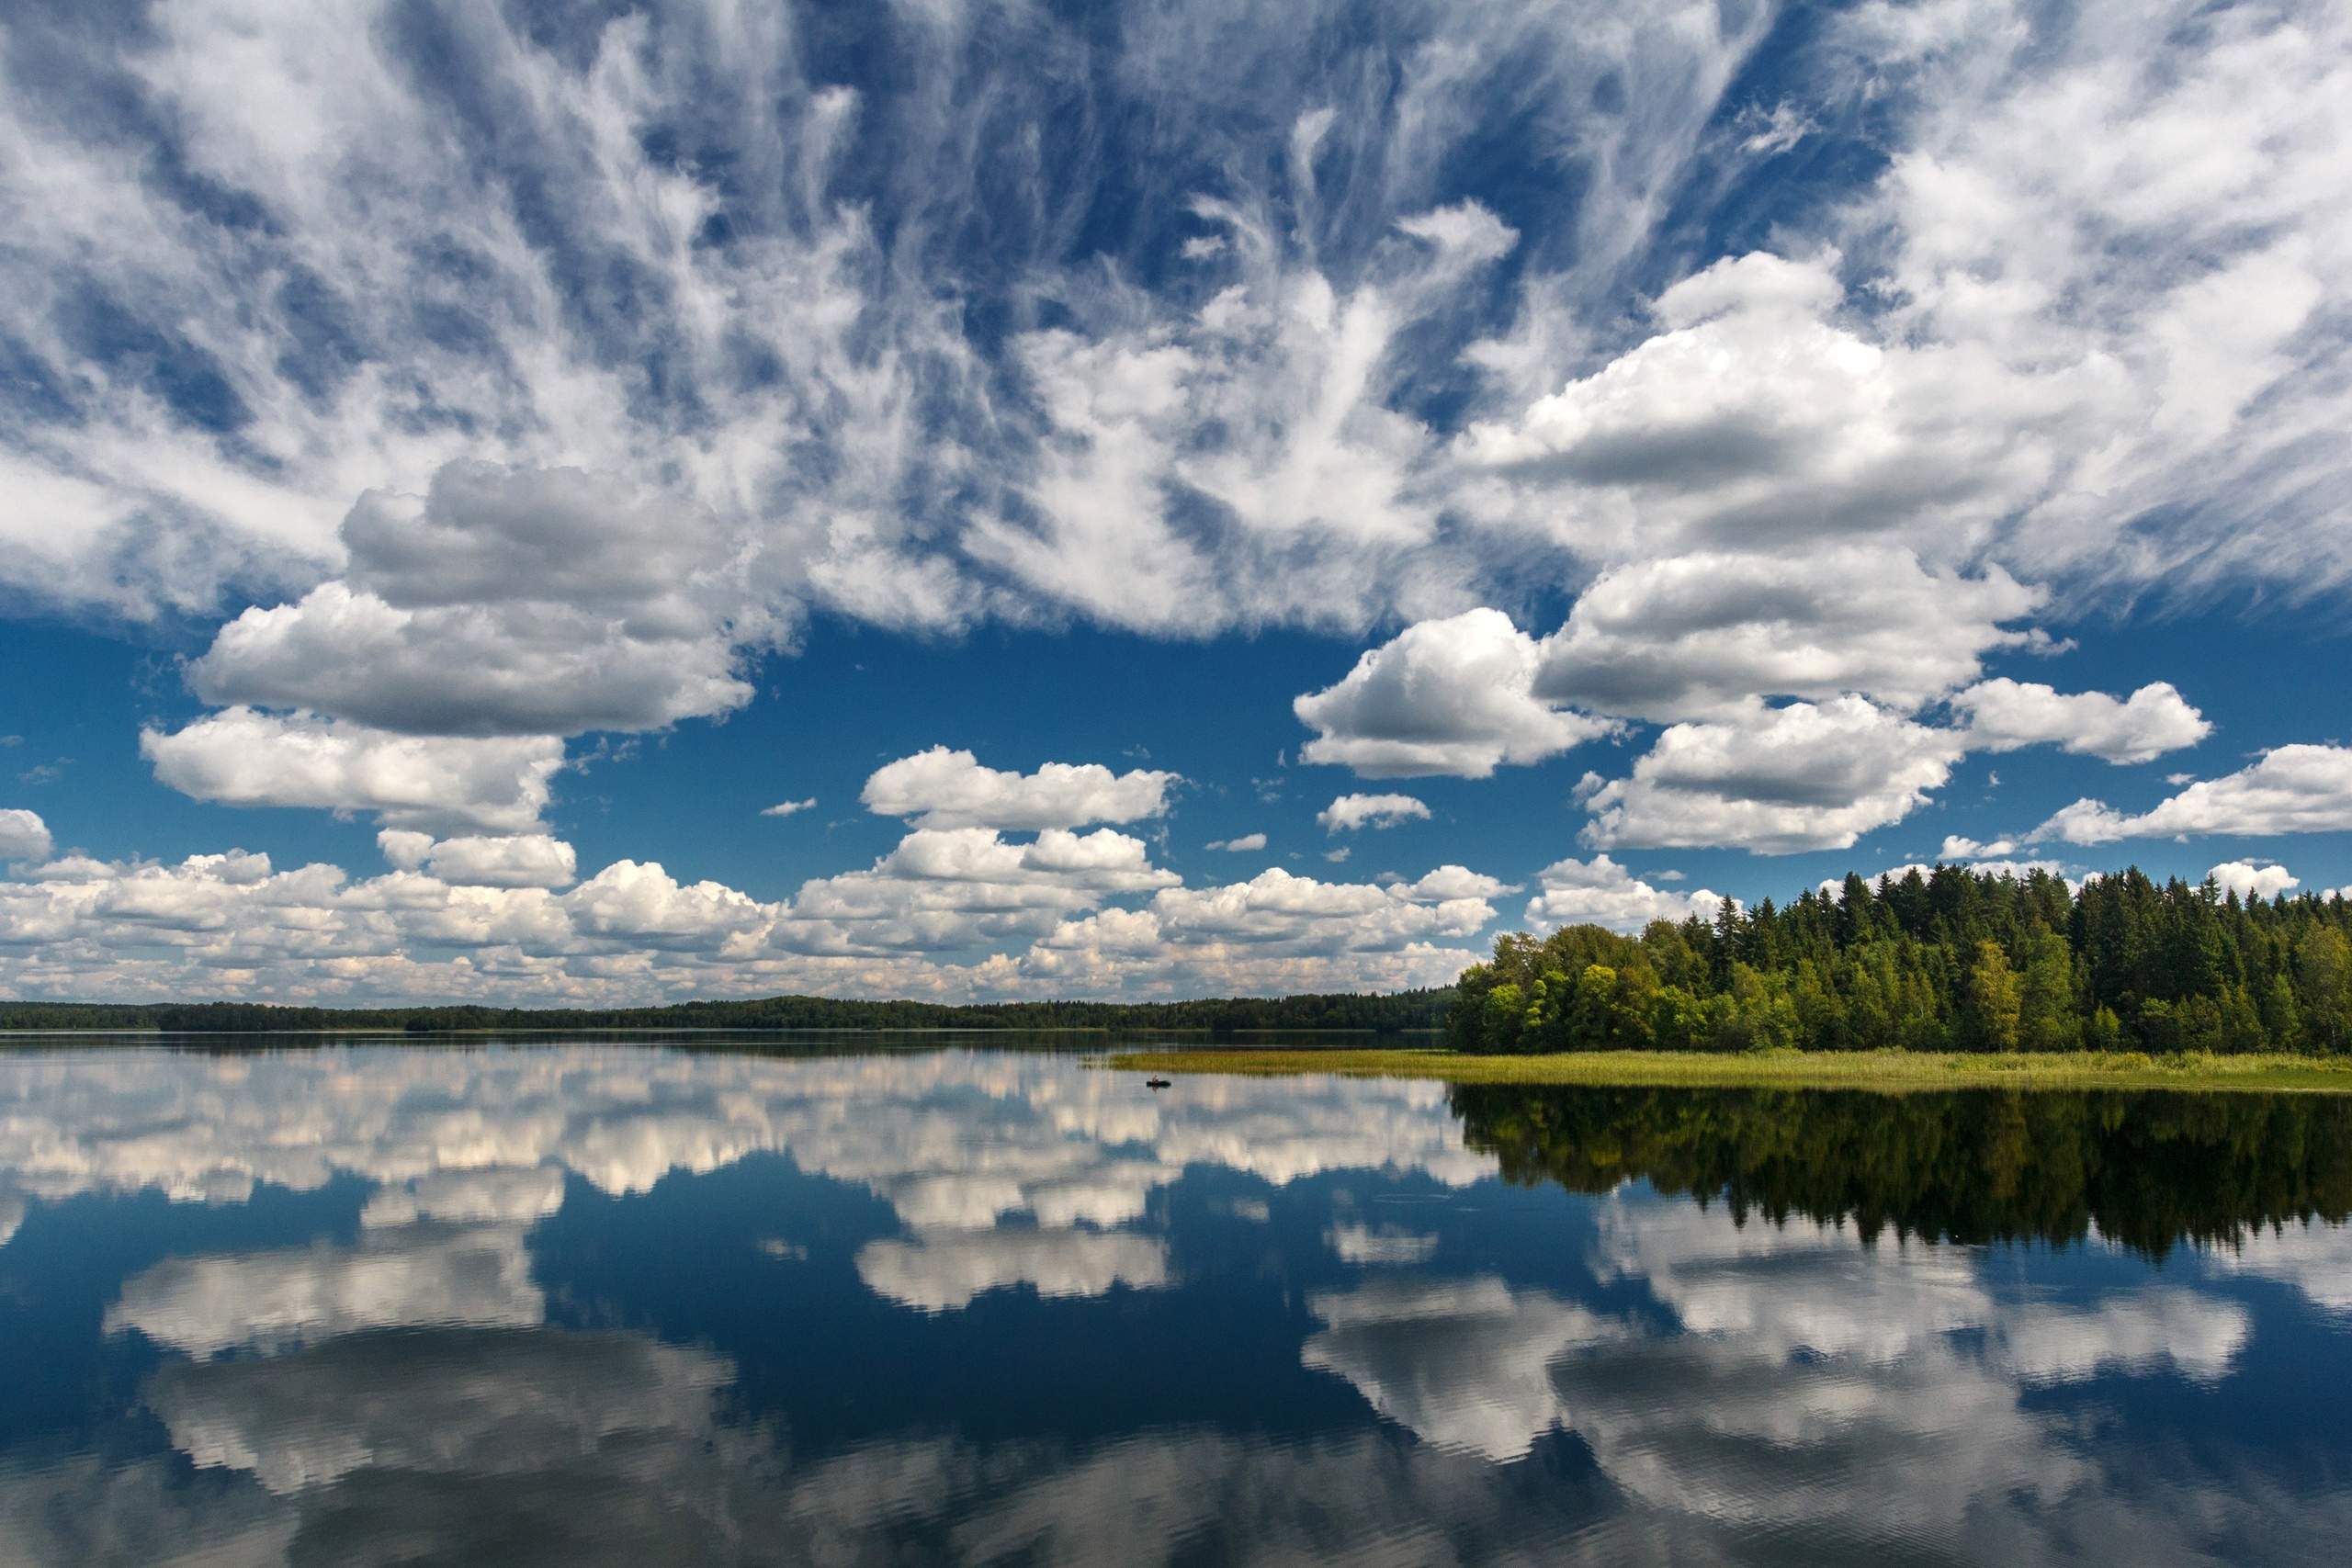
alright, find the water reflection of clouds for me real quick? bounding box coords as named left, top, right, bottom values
left=1302, top=1276, right=1623, bottom=1461
left=858, top=1229, right=1172, bottom=1313
left=6, top=1049, right=2352, bottom=1565
left=1281, top=1188, right=2287, bottom=1548
left=2205, top=1222, right=2352, bottom=1315
left=0, top=1048, right=1488, bottom=1319
left=107, top=1223, right=545, bottom=1358
left=1589, top=1189, right=2256, bottom=1387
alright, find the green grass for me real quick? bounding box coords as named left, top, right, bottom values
left=1102, top=1045, right=2352, bottom=1094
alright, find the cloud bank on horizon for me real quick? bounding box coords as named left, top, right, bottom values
left=4, top=0, right=2351, bottom=1005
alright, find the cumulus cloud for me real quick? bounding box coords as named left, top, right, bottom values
left=1951, top=679, right=2211, bottom=764
left=1580, top=697, right=1965, bottom=853
left=141, top=709, right=564, bottom=833
left=0, top=808, right=51, bottom=863
left=1456, top=250, right=2115, bottom=570
left=776, top=827, right=1181, bottom=960
left=1390, top=865, right=1519, bottom=903
left=1523, top=854, right=1732, bottom=934
left=1146, top=868, right=1491, bottom=952
left=862, top=748, right=1176, bottom=831
left=0, top=811, right=1493, bottom=1005
left=761, top=799, right=816, bottom=818
left=1022, top=863, right=1492, bottom=1000
left=1204, top=833, right=1267, bottom=852
left=1293, top=608, right=1611, bottom=778
left=565, top=861, right=770, bottom=952
left=1317, top=794, right=1430, bottom=832
left=2206, top=861, right=2299, bottom=900
left=377, top=831, right=576, bottom=889
left=187, top=463, right=756, bottom=739
left=1532, top=547, right=2046, bottom=722
left=2034, top=746, right=2352, bottom=844
left=1939, top=836, right=2019, bottom=861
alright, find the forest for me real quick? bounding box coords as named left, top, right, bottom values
left=1448, top=863, right=2352, bottom=1055
left=0, top=987, right=1451, bottom=1037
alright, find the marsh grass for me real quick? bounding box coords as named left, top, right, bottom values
left=1101, top=1046, right=2352, bottom=1094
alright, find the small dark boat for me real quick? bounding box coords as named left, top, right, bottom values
left=1145, top=1077, right=1172, bottom=1089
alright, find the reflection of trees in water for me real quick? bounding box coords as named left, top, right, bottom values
left=1449, top=1086, right=2352, bottom=1257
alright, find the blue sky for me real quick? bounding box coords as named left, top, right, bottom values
left=4, top=0, right=2351, bottom=1005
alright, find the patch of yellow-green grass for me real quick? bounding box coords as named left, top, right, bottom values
left=1101, top=1046, right=2352, bottom=1094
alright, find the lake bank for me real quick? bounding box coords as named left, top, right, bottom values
left=1103, top=1046, right=2352, bottom=1094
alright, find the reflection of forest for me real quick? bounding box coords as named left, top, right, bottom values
left=1449, top=1085, right=2352, bottom=1257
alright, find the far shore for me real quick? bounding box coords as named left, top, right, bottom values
left=1102, top=1046, right=2352, bottom=1095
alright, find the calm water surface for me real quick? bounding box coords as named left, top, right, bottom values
left=1, top=1039, right=2348, bottom=1565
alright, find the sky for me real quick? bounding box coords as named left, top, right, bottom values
left=3, top=0, right=2352, bottom=1008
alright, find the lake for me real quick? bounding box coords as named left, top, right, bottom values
left=1, top=1039, right=2347, bottom=1565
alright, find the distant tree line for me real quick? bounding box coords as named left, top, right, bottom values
left=1450, top=1081, right=2352, bottom=1257
left=1449, top=864, right=2352, bottom=1055
left=0, top=988, right=1452, bottom=1038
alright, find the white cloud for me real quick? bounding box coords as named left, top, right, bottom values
left=964, top=203, right=1512, bottom=636
left=0, top=808, right=51, bottom=863
left=376, top=830, right=576, bottom=889
left=1293, top=608, right=1611, bottom=778
left=1204, top=833, right=1267, bottom=852
left=2035, top=746, right=2352, bottom=844
left=777, top=827, right=1180, bottom=960
left=1939, top=835, right=2018, bottom=861
left=1390, top=865, right=1519, bottom=903
left=2206, top=861, right=2299, bottom=900
left=141, top=709, right=564, bottom=833
left=1524, top=854, right=1731, bottom=934
left=187, top=464, right=755, bottom=739
left=15, top=0, right=2352, bottom=934
left=1457, top=250, right=2117, bottom=573
left=1533, top=547, right=2046, bottom=722
left=1023, top=862, right=1494, bottom=999
left=1951, top=679, right=2211, bottom=764
left=1581, top=697, right=1966, bottom=853
left=1846, top=0, right=2352, bottom=594
left=1317, top=793, right=1430, bottom=832
left=564, top=862, right=769, bottom=952
left=761, top=798, right=817, bottom=818
left=862, top=748, right=1176, bottom=831
left=1145, top=868, right=1490, bottom=952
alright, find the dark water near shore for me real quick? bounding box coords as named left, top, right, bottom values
left=1, top=1039, right=2348, bottom=1565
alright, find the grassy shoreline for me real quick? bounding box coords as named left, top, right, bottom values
left=1102, top=1046, right=2352, bottom=1094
